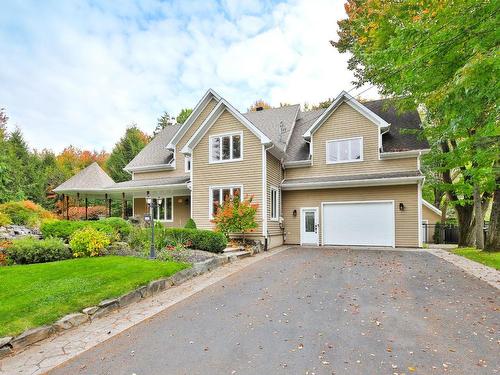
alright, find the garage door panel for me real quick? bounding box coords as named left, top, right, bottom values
left=323, top=201, right=394, bottom=246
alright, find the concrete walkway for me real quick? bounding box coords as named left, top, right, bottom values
left=0, top=246, right=289, bottom=375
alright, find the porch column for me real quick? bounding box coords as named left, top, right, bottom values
left=121, top=192, right=125, bottom=219
left=105, top=194, right=108, bottom=217
left=76, top=192, right=80, bottom=209
left=65, top=195, right=69, bottom=220
left=85, top=197, right=88, bottom=220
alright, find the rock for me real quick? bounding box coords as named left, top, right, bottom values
left=53, top=313, right=89, bottom=331
left=92, top=304, right=119, bottom=320
left=99, top=298, right=118, bottom=308
left=137, top=286, right=148, bottom=298
left=193, top=261, right=209, bottom=275
left=0, top=225, right=41, bottom=241
left=0, top=345, right=13, bottom=359
left=11, top=326, right=54, bottom=350
left=146, top=279, right=167, bottom=296
left=118, top=290, right=142, bottom=307
left=170, top=267, right=197, bottom=285
left=0, top=337, right=12, bottom=347
left=82, top=306, right=99, bottom=315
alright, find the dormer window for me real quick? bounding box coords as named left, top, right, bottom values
left=326, top=137, right=363, bottom=164
left=210, top=132, right=242, bottom=163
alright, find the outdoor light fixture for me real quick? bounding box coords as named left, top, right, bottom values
left=146, top=193, right=156, bottom=259
left=399, top=203, right=405, bottom=211
left=293, top=209, right=297, bottom=217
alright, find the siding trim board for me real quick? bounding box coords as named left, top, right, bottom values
left=282, top=176, right=424, bottom=190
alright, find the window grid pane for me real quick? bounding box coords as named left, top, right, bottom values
left=232, top=135, right=241, bottom=159
left=212, top=137, right=221, bottom=161
left=328, top=139, right=362, bottom=163
left=166, top=198, right=172, bottom=220
left=221, top=136, right=231, bottom=160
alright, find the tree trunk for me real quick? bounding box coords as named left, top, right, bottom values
left=456, top=204, right=475, bottom=247
left=440, top=200, right=448, bottom=223
left=474, top=183, right=484, bottom=249
left=485, top=185, right=500, bottom=252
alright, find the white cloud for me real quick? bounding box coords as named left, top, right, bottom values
left=0, top=0, right=376, bottom=153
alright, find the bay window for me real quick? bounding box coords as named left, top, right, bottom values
left=210, top=132, right=242, bottom=163
left=326, top=137, right=363, bottom=164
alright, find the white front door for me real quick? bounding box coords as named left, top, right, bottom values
left=300, top=208, right=319, bottom=245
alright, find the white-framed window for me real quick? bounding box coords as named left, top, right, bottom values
left=151, top=196, right=173, bottom=222
left=270, top=186, right=279, bottom=221
left=185, top=156, right=191, bottom=172
left=209, top=185, right=242, bottom=217
left=326, top=137, right=363, bottom=164
left=209, top=132, right=242, bottom=163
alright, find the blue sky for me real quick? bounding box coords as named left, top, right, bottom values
left=0, top=0, right=376, bottom=152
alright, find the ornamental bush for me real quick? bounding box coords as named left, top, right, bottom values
left=69, top=227, right=111, bottom=257
left=0, top=212, right=12, bottom=227
left=0, top=200, right=56, bottom=227
left=98, top=217, right=132, bottom=239
left=184, top=218, right=197, bottom=229
left=6, top=236, right=71, bottom=264
left=40, top=219, right=116, bottom=241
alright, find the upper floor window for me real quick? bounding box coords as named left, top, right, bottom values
left=210, top=132, right=242, bottom=163
left=326, top=137, right=363, bottom=164
left=185, top=156, right=191, bottom=172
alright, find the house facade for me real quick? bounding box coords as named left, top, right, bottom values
left=55, top=89, right=437, bottom=249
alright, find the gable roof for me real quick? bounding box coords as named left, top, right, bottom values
left=182, top=99, right=272, bottom=154
left=303, top=91, right=390, bottom=139
left=243, top=104, right=300, bottom=153
left=54, top=162, right=114, bottom=192
left=124, top=124, right=180, bottom=172
left=422, top=199, right=442, bottom=216
left=167, top=88, right=221, bottom=149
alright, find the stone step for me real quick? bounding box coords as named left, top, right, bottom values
left=223, top=246, right=245, bottom=253
left=228, top=250, right=251, bottom=259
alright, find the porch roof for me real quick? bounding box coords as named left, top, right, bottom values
left=53, top=162, right=115, bottom=193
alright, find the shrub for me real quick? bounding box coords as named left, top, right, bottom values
left=69, top=227, right=111, bottom=257
left=128, top=226, right=227, bottom=254
left=0, top=212, right=12, bottom=226
left=184, top=218, right=197, bottom=229
left=67, top=205, right=108, bottom=220
left=40, top=219, right=116, bottom=241
left=211, top=194, right=258, bottom=243
left=0, top=200, right=55, bottom=227
left=6, top=236, right=71, bottom=264
left=99, top=217, right=132, bottom=239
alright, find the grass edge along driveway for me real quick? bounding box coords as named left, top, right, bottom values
left=453, top=247, right=500, bottom=270
left=0, top=256, right=188, bottom=337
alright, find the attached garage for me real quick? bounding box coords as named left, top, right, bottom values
left=322, top=201, right=395, bottom=247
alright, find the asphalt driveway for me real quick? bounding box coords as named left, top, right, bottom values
left=50, top=247, right=499, bottom=375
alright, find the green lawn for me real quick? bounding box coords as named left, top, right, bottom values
left=453, top=248, right=500, bottom=270
left=0, top=256, right=188, bottom=337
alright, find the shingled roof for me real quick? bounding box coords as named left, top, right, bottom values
left=124, top=124, right=181, bottom=171
left=54, top=162, right=114, bottom=192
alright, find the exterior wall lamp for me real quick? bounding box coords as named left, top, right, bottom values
left=293, top=209, right=297, bottom=217
left=399, top=203, right=405, bottom=211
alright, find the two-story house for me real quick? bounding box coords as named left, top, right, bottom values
left=55, top=89, right=438, bottom=248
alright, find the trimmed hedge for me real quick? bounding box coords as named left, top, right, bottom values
left=6, top=236, right=71, bottom=264
left=129, top=226, right=227, bottom=254
left=40, top=218, right=132, bottom=241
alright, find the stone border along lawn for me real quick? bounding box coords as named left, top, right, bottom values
left=0, top=253, right=245, bottom=359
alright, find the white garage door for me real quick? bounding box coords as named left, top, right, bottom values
left=322, top=201, right=395, bottom=247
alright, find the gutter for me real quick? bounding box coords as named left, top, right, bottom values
left=281, top=175, right=424, bottom=191
left=124, top=163, right=175, bottom=173
left=283, top=159, right=312, bottom=168
left=380, top=149, right=430, bottom=160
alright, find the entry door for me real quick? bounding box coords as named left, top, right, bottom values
left=301, top=208, right=319, bottom=245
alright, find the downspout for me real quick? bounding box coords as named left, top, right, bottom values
left=262, top=143, right=274, bottom=251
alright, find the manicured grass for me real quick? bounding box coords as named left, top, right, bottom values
left=0, top=256, right=189, bottom=337
left=453, top=248, right=500, bottom=270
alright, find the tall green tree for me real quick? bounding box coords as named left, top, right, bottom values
left=106, top=125, right=150, bottom=182
left=176, top=108, right=193, bottom=124
left=154, top=111, right=174, bottom=135
left=334, top=0, right=499, bottom=248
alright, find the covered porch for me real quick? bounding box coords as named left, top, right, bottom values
left=54, top=163, right=191, bottom=227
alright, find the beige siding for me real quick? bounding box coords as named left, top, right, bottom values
left=422, top=204, right=441, bottom=244
left=133, top=195, right=190, bottom=228
left=267, top=153, right=283, bottom=241
left=282, top=184, right=419, bottom=247
left=191, top=109, right=263, bottom=232
left=285, top=102, right=418, bottom=180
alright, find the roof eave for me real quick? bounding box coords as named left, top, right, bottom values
left=283, top=159, right=312, bottom=168
left=380, top=149, right=430, bottom=159
left=124, top=164, right=175, bottom=173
